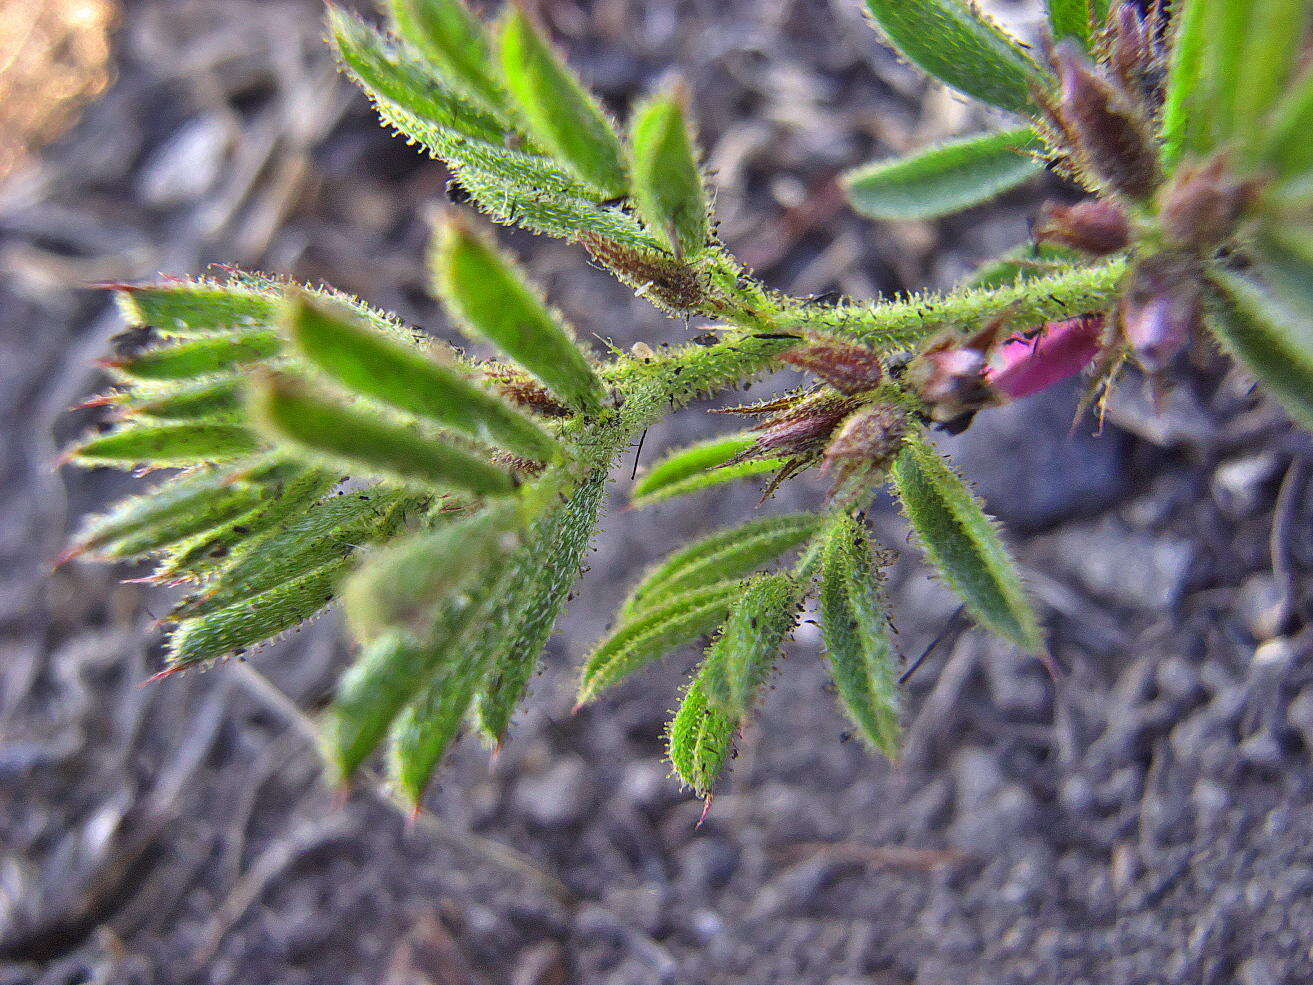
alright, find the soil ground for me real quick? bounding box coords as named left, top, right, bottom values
left=3, top=1, right=1312, bottom=983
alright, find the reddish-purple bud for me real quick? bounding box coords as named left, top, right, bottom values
left=1108, top=4, right=1155, bottom=107
left=1052, top=41, right=1160, bottom=201
left=906, top=344, right=995, bottom=423
left=1159, top=156, right=1253, bottom=250
left=1036, top=199, right=1131, bottom=256
left=985, top=315, right=1104, bottom=400
left=732, top=393, right=858, bottom=464
left=822, top=403, right=908, bottom=503
left=822, top=403, right=907, bottom=474
left=781, top=339, right=883, bottom=395
left=1119, top=254, right=1202, bottom=374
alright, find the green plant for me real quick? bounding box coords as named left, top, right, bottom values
left=62, top=0, right=1313, bottom=808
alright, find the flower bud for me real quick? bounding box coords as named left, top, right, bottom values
left=735, top=392, right=859, bottom=463
left=1159, top=156, right=1252, bottom=251
left=1036, top=199, right=1131, bottom=256
left=1051, top=41, right=1160, bottom=201
left=1119, top=254, right=1202, bottom=374
left=905, top=344, right=995, bottom=423
left=1107, top=3, right=1156, bottom=108
left=822, top=403, right=907, bottom=475
left=822, top=403, right=908, bottom=503
left=781, top=339, right=883, bottom=394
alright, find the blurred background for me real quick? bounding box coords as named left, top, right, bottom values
left=3, top=0, right=1313, bottom=982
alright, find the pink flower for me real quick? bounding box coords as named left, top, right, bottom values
left=985, top=315, right=1103, bottom=400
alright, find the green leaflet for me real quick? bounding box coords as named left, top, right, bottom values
left=325, top=631, right=445, bottom=783
left=248, top=372, right=517, bottom=496
left=107, top=331, right=279, bottom=381
left=1231, top=0, right=1309, bottom=158
left=284, top=292, right=558, bottom=463
left=451, top=167, right=656, bottom=246
left=369, top=96, right=608, bottom=203
left=173, top=487, right=420, bottom=620
left=1258, top=230, right=1313, bottom=316
left=475, top=469, right=608, bottom=744
left=341, top=503, right=520, bottom=643
left=1160, top=0, right=1209, bottom=162
left=863, top=0, right=1046, bottom=116
left=115, top=282, right=275, bottom=337
left=1208, top=269, right=1313, bottom=430
left=387, top=631, right=488, bottom=803
left=844, top=127, right=1042, bottom=222
left=1261, top=67, right=1313, bottom=178
left=818, top=514, right=900, bottom=755
left=386, top=0, right=506, bottom=114
left=496, top=6, right=628, bottom=199
left=629, top=89, right=710, bottom=256
left=165, top=560, right=349, bottom=671
left=155, top=466, right=340, bottom=583
left=115, top=278, right=423, bottom=348
left=329, top=6, right=506, bottom=144
left=620, top=512, right=820, bottom=620
left=1190, top=0, right=1249, bottom=152
left=892, top=433, right=1043, bottom=653
left=325, top=507, right=517, bottom=782
left=700, top=573, right=800, bottom=717
left=577, top=579, right=742, bottom=705
left=69, top=422, right=261, bottom=468
left=1045, top=0, right=1093, bottom=48
left=962, top=243, right=1082, bottom=290
left=123, top=378, right=243, bottom=422
left=630, top=434, right=787, bottom=508
left=432, top=219, right=605, bottom=414
left=68, top=465, right=266, bottom=561
left=666, top=675, right=736, bottom=798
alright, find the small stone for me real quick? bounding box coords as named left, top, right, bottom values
left=1212, top=453, right=1280, bottom=518
left=1239, top=576, right=1290, bottom=641
left=137, top=117, right=229, bottom=206
left=512, top=941, right=569, bottom=985
left=512, top=756, right=590, bottom=829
